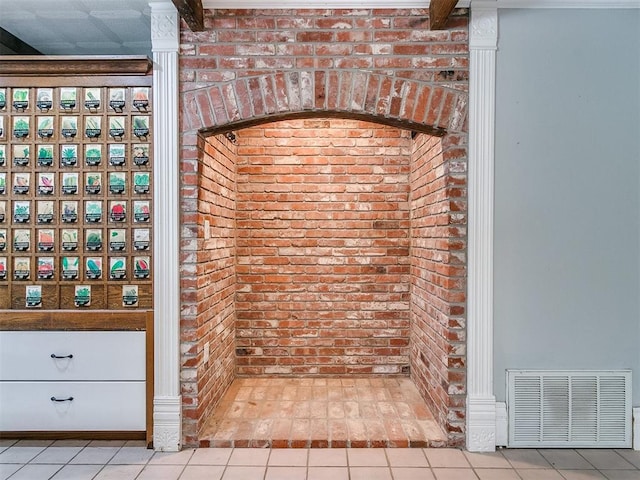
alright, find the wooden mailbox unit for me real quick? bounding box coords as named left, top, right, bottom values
left=0, top=57, right=154, bottom=444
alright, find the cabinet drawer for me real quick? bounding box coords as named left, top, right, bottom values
left=0, top=331, right=145, bottom=381
left=0, top=381, right=145, bottom=431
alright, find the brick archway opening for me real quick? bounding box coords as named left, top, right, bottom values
left=177, top=8, right=469, bottom=448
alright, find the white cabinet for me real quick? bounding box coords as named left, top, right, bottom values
left=0, top=331, right=146, bottom=432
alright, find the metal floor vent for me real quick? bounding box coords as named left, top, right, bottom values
left=507, top=370, right=632, bottom=448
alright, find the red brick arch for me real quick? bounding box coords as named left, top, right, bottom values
left=180, top=71, right=467, bottom=137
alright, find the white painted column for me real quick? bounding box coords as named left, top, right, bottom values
left=466, top=5, right=498, bottom=452
left=149, top=1, right=182, bottom=451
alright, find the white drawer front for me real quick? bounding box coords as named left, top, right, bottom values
left=0, top=381, right=145, bottom=431
left=0, top=331, right=145, bottom=381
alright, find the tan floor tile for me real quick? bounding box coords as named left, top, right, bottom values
left=221, top=466, right=266, bottom=480
left=108, top=447, right=154, bottom=465
left=268, top=448, right=308, bottom=466
left=577, top=450, right=635, bottom=470
left=432, top=467, right=480, bottom=480
left=309, top=448, right=348, bottom=467
left=87, top=440, right=126, bottom=448
left=50, top=464, right=102, bottom=479
left=6, top=464, right=62, bottom=480
left=93, top=465, right=145, bottom=480
left=385, top=448, right=428, bottom=467
left=475, top=469, right=521, bottom=480
left=51, top=440, right=90, bottom=447
left=425, top=448, right=471, bottom=468
left=308, top=466, right=349, bottom=480
left=391, top=467, right=436, bottom=480
left=228, top=448, right=270, bottom=466
left=14, top=440, right=53, bottom=448
left=539, top=450, right=594, bottom=469
left=189, top=448, right=233, bottom=465
left=30, top=446, right=83, bottom=464
left=150, top=449, right=195, bottom=465
left=463, top=451, right=510, bottom=468
left=558, top=470, right=607, bottom=479
left=350, top=466, right=393, bottom=480
left=265, top=466, right=307, bottom=480
left=123, top=440, right=147, bottom=447
left=136, top=465, right=184, bottom=480
left=178, top=465, right=225, bottom=480
left=0, top=463, right=22, bottom=479
left=348, top=448, right=388, bottom=466
left=70, top=447, right=120, bottom=464
left=616, top=450, right=640, bottom=469
left=502, top=449, right=552, bottom=469
left=599, top=471, right=640, bottom=479
left=517, top=469, right=565, bottom=479
left=0, top=446, right=48, bottom=464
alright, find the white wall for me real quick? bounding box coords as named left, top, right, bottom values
left=494, top=8, right=640, bottom=404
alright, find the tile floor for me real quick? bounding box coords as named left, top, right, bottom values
left=200, top=377, right=447, bottom=448
left=1, top=440, right=640, bottom=479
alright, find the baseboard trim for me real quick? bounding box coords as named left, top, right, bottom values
left=634, top=407, right=640, bottom=451
left=495, top=402, right=508, bottom=447
left=0, top=431, right=146, bottom=441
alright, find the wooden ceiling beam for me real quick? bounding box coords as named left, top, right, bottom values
left=171, top=0, right=205, bottom=32
left=429, top=0, right=459, bottom=30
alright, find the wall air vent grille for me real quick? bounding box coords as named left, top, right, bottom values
left=507, top=370, right=631, bottom=448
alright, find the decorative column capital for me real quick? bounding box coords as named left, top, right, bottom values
left=149, top=1, right=179, bottom=52
left=470, top=7, right=498, bottom=50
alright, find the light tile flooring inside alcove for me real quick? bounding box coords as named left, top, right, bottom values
left=200, top=377, right=447, bottom=448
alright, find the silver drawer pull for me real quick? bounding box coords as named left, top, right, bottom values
left=50, top=396, right=74, bottom=402
left=50, top=354, right=73, bottom=359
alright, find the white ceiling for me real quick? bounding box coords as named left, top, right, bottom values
left=0, top=0, right=152, bottom=56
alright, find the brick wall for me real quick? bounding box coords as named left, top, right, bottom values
left=181, top=135, right=238, bottom=446
left=178, top=7, right=469, bottom=446
left=235, top=119, right=412, bottom=376
left=409, top=133, right=467, bottom=447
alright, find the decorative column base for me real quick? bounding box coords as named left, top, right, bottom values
left=466, top=396, right=497, bottom=452
left=153, top=396, right=182, bottom=451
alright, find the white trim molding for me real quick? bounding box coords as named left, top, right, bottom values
left=149, top=0, right=182, bottom=452
left=204, top=0, right=471, bottom=8
left=203, top=0, right=639, bottom=8
left=473, top=0, right=640, bottom=7
left=466, top=5, right=498, bottom=452
left=634, top=407, right=640, bottom=450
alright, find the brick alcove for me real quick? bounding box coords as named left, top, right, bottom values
left=178, top=8, right=469, bottom=447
